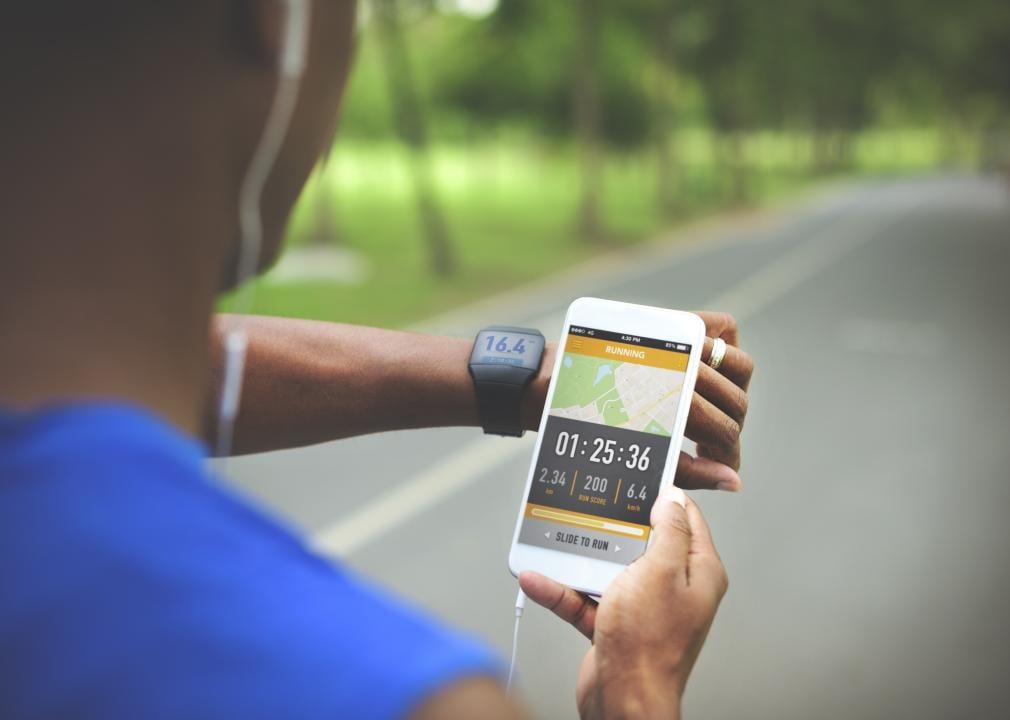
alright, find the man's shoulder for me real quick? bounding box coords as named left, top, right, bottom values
left=0, top=402, right=500, bottom=720
left=0, top=402, right=207, bottom=492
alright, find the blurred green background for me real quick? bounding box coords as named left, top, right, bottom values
left=228, top=0, right=1010, bottom=328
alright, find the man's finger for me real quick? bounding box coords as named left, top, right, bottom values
left=643, top=486, right=693, bottom=586
left=695, top=364, right=749, bottom=427
left=518, top=571, right=597, bottom=641
left=675, top=452, right=742, bottom=492
left=700, top=337, right=754, bottom=390
left=693, top=311, right=739, bottom=346
left=684, top=497, right=729, bottom=599
left=685, top=393, right=741, bottom=470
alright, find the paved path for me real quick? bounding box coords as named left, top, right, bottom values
left=228, top=174, right=1010, bottom=719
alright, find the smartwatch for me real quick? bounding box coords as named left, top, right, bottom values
left=468, top=325, right=545, bottom=437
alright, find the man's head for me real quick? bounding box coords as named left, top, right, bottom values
left=1, top=0, right=357, bottom=287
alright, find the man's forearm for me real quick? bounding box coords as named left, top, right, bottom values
left=206, top=315, right=553, bottom=455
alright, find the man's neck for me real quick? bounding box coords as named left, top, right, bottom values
left=0, top=101, right=235, bottom=437
left=0, top=281, right=216, bottom=437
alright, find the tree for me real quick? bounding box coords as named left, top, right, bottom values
left=373, top=0, right=455, bottom=276
left=649, top=0, right=681, bottom=216
left=574, top=0, right=604, bottom=243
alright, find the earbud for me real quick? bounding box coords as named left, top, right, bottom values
left=280, top=0, right=310, bottom=78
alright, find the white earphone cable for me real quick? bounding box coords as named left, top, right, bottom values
left=506, top=587, right=526, bottom=692
left=215, top=0, right=311, bottom=462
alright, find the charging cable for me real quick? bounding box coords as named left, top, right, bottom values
left=506, top=587, right=526, bottom=692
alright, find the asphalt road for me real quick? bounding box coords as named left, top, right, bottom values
left=228, top=174, right=1010, bottom=719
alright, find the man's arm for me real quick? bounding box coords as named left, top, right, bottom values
left=205, top=315, right=554, bottom=455
left=207, top=313, right=753, bottom=492
left=409, top=677, right=528, bottom=720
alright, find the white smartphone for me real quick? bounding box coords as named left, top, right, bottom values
left=508, top=297, right=706, bottom=596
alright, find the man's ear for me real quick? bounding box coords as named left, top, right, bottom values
left=233, top=0, right=287, bottom=72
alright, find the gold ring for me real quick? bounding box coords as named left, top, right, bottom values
left=708, top=337, right=727, bottom=370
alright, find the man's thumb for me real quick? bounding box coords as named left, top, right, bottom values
left=644, top=486, right=692, bottom=579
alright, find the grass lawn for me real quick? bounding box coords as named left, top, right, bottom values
left=220, top=129, right=948, bottom=329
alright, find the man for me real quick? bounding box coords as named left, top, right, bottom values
left=0, top=2, right=753, bottom=718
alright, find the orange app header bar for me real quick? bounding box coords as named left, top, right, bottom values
left=563, top=335, right=689, bottom=371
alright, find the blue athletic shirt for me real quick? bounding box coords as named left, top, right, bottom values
left=0, top=403, right=500, bottom=719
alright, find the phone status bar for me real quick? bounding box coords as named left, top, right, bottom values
left=568, top=325, right=692, bottom=353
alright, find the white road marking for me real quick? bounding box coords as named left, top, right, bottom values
left=313, top=434, right=534, bottom=557
left=837, top=317, right=942, bottom=356
left=706, top=189, right=925, bottom=323
left=312, top=184, right=928, bottom=558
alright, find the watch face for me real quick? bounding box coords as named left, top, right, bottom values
left=471, top=329, right=543, bottom=371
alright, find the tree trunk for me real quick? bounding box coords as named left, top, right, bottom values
left=373, top=0, right=454, bottom=276
left=310, top=174, right=342, bottom=247
left=574, top=0, right=604, bottom=243
left=837, top=131, right=854, bottom=170
left=724, top=131, right=748, bottom=206
left=653, top=1, right=679, bottom=217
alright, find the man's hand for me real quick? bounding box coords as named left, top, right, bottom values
left=678, top=311, right=753, bottom=492
left=519, top=489, right=726, bottom=720
left=533, top=310, right=754, bottom=491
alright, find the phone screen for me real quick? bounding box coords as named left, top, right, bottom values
left=517, top=325, right=693, bottom=564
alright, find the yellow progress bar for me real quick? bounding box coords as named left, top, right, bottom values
left=530, top=507, right=646, bottom=538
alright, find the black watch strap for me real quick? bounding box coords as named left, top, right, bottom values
left=469, top=325, right=544, bottom=437
left=472, top=374, right=527, bottom=438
